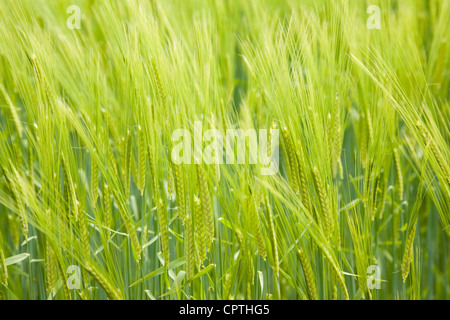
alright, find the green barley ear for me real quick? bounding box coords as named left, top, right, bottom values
left=248, top=193, right=266, bottom=260
left=223, top=272, right=233, bottom=300
left=281, top=127, right=300, bottom=195
left=122, top=130, right=132, bottom=201
left=332, top=93, right=342, bottom=177
left=338, top=159, right=344, bottom=180
left=332, top=284, right=338, bottom=300
left=377, top=170, right=388, bottom=219
left=401, top=223, right=416, bottom=283
left=296, top=140, right=312, bottom=213
left=151, top=57, right=167, bottom=108
left=106, top=138, right=119, bottom=177
left=151, top=57, right=168, bottom=125
left=312, top=167, right=333, bottom=239
left=393, top=148, right=403, bottom=201
left=417, top=121, right=450, bottom=185
left=137, top=125, right=146, bottom=195
left=14, top=184, right=28, bottom=241
left=45, top=240, right=56, bottom=293
left=3, top=169, right=28, bottom=240
left=196, top=164, right=214, bottom=248
left=29, top=54, right=53, bottom=104
left=0, top=236, right=8, bottom=287
left=84, top=262, right=123, bottom=300
left=371, top=173, right=380, bottom=221
left=320, top=246, right=349, bottom=300
left=167, top=165, right=175, bottom=200
left=297, top=247, right=317, bottom=300
left=172, top=160, right=186, bottom=223
left=55, top=257, right=71, bottom=300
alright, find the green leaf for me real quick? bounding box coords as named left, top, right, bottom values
left=5, top=253, right=30, bottom=266
left=129, top=257, right=186, bottom=287
left=160, top=264, right=216, bottom=297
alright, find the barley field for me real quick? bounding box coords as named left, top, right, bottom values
left=0, top=0, right=449, bottom=300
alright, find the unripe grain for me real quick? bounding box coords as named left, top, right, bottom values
left=297, top=247, right=317, bottom=300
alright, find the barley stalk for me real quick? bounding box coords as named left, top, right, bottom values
left=371, top=174, right=380, bottom=221
left=246, top=248, right=254, bottom=291
left=77, top=203, right=90, bottom=260
left=111, top=188, right=142, bottom=261
left=130, top=153, right=138, bottom=189
left=185, top=213, right=195, bottom=280
left=367, top=110, right=373, bottom=144
left=103, top=183, right=112, bottom=236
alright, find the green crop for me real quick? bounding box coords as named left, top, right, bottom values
left=0, top=0, right=448, bottom=300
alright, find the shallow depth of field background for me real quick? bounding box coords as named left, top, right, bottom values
left=0, top=0, right=449, bottom=300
